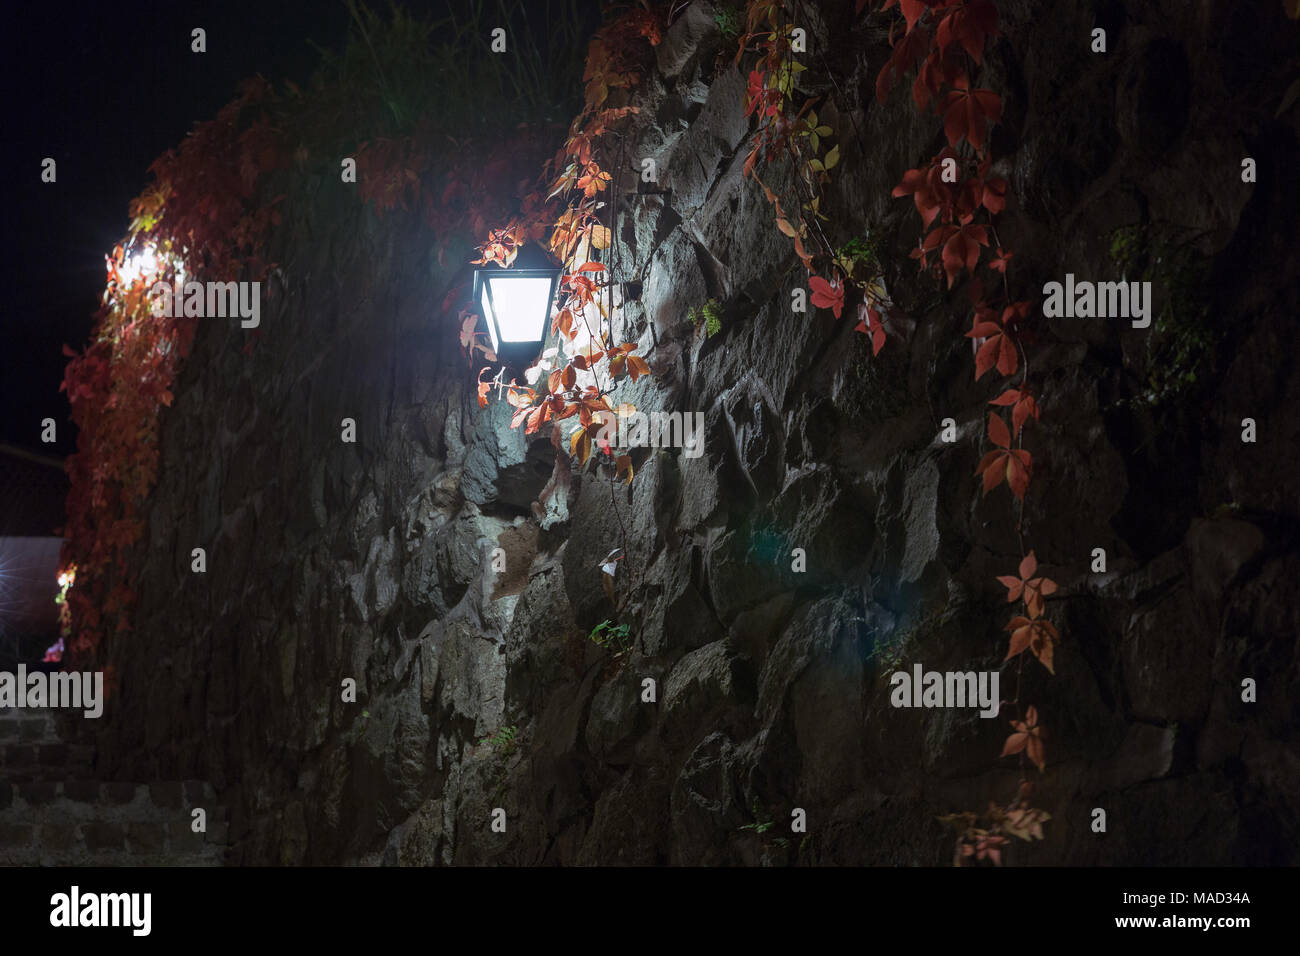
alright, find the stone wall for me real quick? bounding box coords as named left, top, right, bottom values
left=95, top=0, right=1300, bottom=864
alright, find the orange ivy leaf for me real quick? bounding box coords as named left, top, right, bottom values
left=626, top=353, right=651, bottom=382
left=1000, top=705, right=1047, bottom=772
left=974, top=412, right=1031, bottom=499
left=458, top=311, right=479, bottom=349
left=793, top=233, right=815, bottom=273
left=996, top=550, right=1060, bottom=619
left=1002, top=806, right=1050, bottom=842
left=569, top=425, right=593, bottom=466
left=964, top=831, right=1009, bottom=866
left=615, top=454, right=635, bottom=484
left=553, top=308, right=575, bottom=339
left=1004, top=615, right=1059, bottom=674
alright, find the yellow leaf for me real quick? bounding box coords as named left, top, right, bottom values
left=824, top=145, right=841, bottom=170
left=590, top=224, right=611, bottom=249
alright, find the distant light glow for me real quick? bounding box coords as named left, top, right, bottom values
left=116, top=242, right=186, bottom=286
left=119, top=246, right=157, bottom=284
left=0, top=537, right=64, bottom=662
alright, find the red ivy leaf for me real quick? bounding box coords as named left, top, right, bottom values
left=941, top=77, right=1002, bottom=151
left=935, top=0, right=999, bottom=65
left=982, top=177, right=1007, bottom=214
left=809, top=275, right=845, bottom=318
left=987, top=410, right=1011, bottom=449
left=876, top=24, right=932, bottom=105
left=853, top=302, right=887, bottom=356
left=965, top=305, right=1017, bottom=379
left=975, top=413, right=1032, bottom=499
left=940, top=222, right=988, bottom=288
left=989, top=387, right=1041, bottom=436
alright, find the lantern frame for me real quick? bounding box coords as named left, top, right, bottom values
left=471, top=245, right=561, bottom=368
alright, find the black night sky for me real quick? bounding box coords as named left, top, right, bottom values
left=2, top=2, right=360, bottom=457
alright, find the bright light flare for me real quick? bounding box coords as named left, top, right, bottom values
left=115, top=242, right=186, bottom=286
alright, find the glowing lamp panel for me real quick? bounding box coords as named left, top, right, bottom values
left=483, top=276, right=553, bottom=348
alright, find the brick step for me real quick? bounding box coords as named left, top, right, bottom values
left=0, top=780, right=228, bottom=866
left=0, top=821, right=227, bottom=866
left=0, top=741, right=98, bottom=780
left=0, top=710, right=60, bottom=744
left=0, top=780, right=223, bottom=820
left=0, top=710, right=227, bottom=866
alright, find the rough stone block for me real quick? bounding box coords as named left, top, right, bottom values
left=128, top=822, right=166, bottom=854
left=102, top=782, right=139, bottom=805
left=150, top=781, right=184, bottom=809
left=18, top=781, right=59, bottom=805
left=38, top=824, right=78, bottom=853
left=82, top=822, right=126, bottom=851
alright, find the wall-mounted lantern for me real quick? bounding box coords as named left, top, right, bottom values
left=472, top=243, right=561, bottom=368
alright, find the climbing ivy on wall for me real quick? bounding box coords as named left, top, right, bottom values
left=733, top=0, right=1059, bottom=863
left=59, top=77, right=285, bottom=668
left=57, top=2, right=602, bottom=666
left=469, top=4, right=663, bottom=484
left=466, top=5, right=667, bottom=599
left=872, top=0, right=1060, bottom=865
left=461, top=0, right=1062, bottom=862
left=59, top=0, right=1069, bottom=865
left=463, top=0, right=1061, bottom=862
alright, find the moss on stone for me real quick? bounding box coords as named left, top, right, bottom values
left=1108, top=224, right=1220, bottom=410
